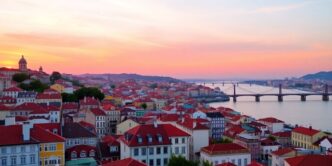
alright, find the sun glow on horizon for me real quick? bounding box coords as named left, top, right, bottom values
left=0, top=0, right=331, bottom=79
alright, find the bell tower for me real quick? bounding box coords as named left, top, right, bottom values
left=18, top=55, right=28, bottom=71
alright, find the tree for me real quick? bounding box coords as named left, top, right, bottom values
left=168, top=155, right=199, bottom=166
left=12, top=73, right=29, bottom=83
left=61, top=93, right=78, bottom=102
left=202, top=160, right=213, bottom=166
left=74, top=87, right=105, bottom=101
left=211, top=138, right=232, bottom=144
left=19, top=80, right=49, bottom=92
left=149, top=83, right=158, bottom=89
left=141, top=103, right=147, bottom=110
left=50, top=71, right=62, bottom=83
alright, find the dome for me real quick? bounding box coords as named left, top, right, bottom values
left=19, top=55, right=27, bottom=64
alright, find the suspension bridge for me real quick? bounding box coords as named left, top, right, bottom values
left=215, top=83, right=331, bottom=102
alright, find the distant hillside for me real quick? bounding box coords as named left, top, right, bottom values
left=301, top=71, right=332, bottom=80
left=79, top=73, right=183, bottom=83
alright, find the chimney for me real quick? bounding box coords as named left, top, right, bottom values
left=5, top=116, right=15, bottom=126
left=193, top=119, right=197, bottom=129
left=309, top=126, right=312, bottom=130
left=153, top=119, right=158, bottom=128
left=22, top=122, right=32, bottom=141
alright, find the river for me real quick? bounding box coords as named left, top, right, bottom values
left=202, top=83, right=332, bottom=132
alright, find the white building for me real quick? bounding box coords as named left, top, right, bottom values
left=176, top=117, right=209, bottom=160
left=270, top=148, right=296, bottom=166
left=200, top=143, right=251, bottom=166
left=258, top=117, right=284, bottom=133
left=119, top=123, right=190, bottom=166
left=260, top=139, right=280, bottom=161
left=0, top=123, right=39, bottom=166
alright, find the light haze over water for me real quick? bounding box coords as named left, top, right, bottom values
left=204, top=83, right=332, bottom=132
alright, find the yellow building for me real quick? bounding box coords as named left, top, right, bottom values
left=116, top=118, right=139, bottom=135
left=50, top=84, right=65, bottom=93
left=291, top=126, right=326, bottom=150
left=0, top=104, right=11, bottom=120
left=32, top=125, right=66, bottom=166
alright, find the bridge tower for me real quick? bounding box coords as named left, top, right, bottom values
left=278, top=84, right=283, bottom=102
left=233, top=84, right=237, bottom=102
left=323, top=84, right=329, bottom=101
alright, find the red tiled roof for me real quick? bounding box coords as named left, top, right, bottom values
left=163, top=124, right=190, bottom=137
left=272, top=131, right=291, bottom=138
left=90, top=108, right=106, bottom=116
left=31, top=125, right=65, bottom=143
left=158, top=114, right=179, bottom=122
left=62, top=102, right=79, bottom=110
left=271, top=148, right=295, bottom=156
left=247, top=161, right=264, bottom=166
left=66, top=145, right=96, bottom=153
left=102, top=158, right=147, bottom=166
left=0, top=125, right=37, bottom=146
left=0, top=104, right=11, bottom=110
left=14, top=103, right=46, bottom=112
left=216, top=163, right=236, bottom=166
left=177, top=117, right=209, bottom=130
left=201, top=143, right=249, bottom=155
left=3, top=86, right=22, bottom=92
left=120, top=124, right=189, bottom=147
left=36, top=93, right=61, bottom=99
left=102, top=135, right=120, bottom=146
left=292, top=126, right=320, bottom=136
left=285, top=155, right=332, bottom=166
left=34, top=123, right=61, bottom=134
left=15, top=116, right=28, bottom=122
left=258, top=117, right=284, bottom=123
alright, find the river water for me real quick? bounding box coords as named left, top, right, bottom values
left=203, top=83, right=332, bottom=132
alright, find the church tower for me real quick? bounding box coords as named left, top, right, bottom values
left=19, top=55, right=28, bottom=71
left=39, top=66, right=43, bottom=72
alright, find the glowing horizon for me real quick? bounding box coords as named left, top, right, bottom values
left=0, top=0, right=331, bottom=79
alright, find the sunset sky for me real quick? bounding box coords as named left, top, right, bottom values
left=0, top=0, right=331, bottom=79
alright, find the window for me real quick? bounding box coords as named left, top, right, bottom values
left=175, top=147, right=179, bottom=154
left=148, top=135, right=152, bottom=143
left=231, top=159, right=235, bottom=164
left=149, top=147, right=154, bottom=155
left=182, top=138, right=185, bottom=143
left=138, top=136, right=143, bottom=144
left=238, top=159, right=241, bottom=166
left=1, top=157, right=7, bottom=166
left=30, top=145, right=35, bottom=152
left=10, top=156, right=16, bottom=166
left=149, top=159, right=154, bottom=166
left=110, top=146, right=118, bottom=152
left=164, top=158, right=168, bottom=165
left=89, top=150, right=95, bottom=157
left=157, top=147, right=161, bottom=154
left=175, top=138, right=178, bottom=144
left=157, top=159, right=161, bottom=166
left=244, top=159, right=248, bottom=166
left=181, top=146, right=186, bottom=154
left=71, top=151, right=77, bottom=159
left=11, top=147, right=16, bottom=153
left=141, top=148, right=146, bottom=156
left=44, top=145, right=48, bottom=151
left=49, top=144, right=56, bottom=151
left=1, top=147, right=6, bottom=154
left=20, top=155, right=26, bottom=165
left=80, top=151, right=87, bottom=158
left=30, top=155, right=35, bottom=164
left=134, top=148, right=139, bottom=156
left=163, top=147, right=168, bottom=154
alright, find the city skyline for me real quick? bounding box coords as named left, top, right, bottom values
left=1, top=0, right=332, bottom=79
